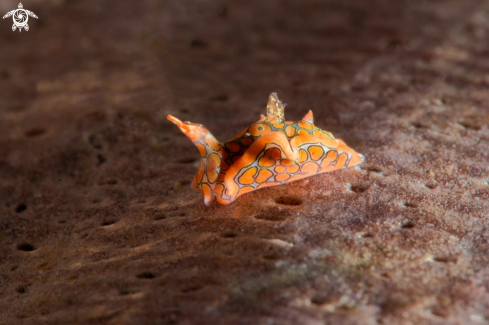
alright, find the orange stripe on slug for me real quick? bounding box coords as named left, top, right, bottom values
left=308, top=145, right=324, bottom=161
left=326, top=150, right=338, bottom=161
left=217, top=173, right=226, bottom=182
left=238, top=167, right=258, bottom=185
left=226, top=141, right=241, bottom=153
left=301, top=162, right=319, bottom=175
left=220, top=161, right=230, bottom=171
left=257, top=181, right=281, bottom=189
left=206, top=153, right=220, bottom=183
left=240, top=137, right=254, bottom=146
left=287, top=173, right=309, bottom=183
left=196, top=144, right=206, bottom=157
left=280, top=159, right=294, bottom=166
left=276, top=173, right=290, bottom=182
left=237, top=186, right=255, bottom=196
left=266, top=148, right=282, bottom=160
left=221, top=149, right=229, bottom=160
left=256, top=169, right=273, bottom=183
left=336, top=153, right=349, bottom=168
left=320, top=150, right=339, bottom=169
left=285, top=126, right=296, bottom=137
left=286, top=165, right=300, bottom=173
left=259, top=154, right=275, bottom=167
left=195, top=161, right=205, bottom=183
left=214, top=183, right=225, bottom=196
left=323, top=164, right=339, bottom=172
left=275, top=165, right=286, bottom=173
left=298, top=120, right=313, bottom=130
left=298, top=149, right=308, bottom=163
left=201, top=183, right=214, bottom=206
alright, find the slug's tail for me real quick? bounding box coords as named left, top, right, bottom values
left=336, top=139, right=365, bottom=167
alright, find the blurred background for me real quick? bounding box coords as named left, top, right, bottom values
left=1, top=0, right=489, bottom=324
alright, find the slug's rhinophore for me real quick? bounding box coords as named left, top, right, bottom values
left=168, top=93, right=364, bottom=206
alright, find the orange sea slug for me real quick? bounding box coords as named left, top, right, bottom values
left=168, top=93, right=365, bottom=206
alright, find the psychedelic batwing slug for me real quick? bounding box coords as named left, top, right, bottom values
left=167, top=93, right=365, bottom=206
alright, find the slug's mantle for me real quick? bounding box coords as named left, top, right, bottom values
left=167, top=93, right=365, bottom=206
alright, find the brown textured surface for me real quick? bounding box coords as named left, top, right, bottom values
left=1, top=0, right=489, bottom=324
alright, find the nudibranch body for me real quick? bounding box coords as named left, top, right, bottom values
left=168, top=93, right=364, bottom=206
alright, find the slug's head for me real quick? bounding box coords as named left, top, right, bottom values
left=167, top=115, right=208, bottom=142
left=167, top=115, right=221, bottom=152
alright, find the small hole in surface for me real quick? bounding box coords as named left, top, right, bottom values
left=181, top=285, right=203, bottom=293
left=25, top=127, right=46, bottom=137
left=154, top=214, right=167, bottom=221
left=431, top=307, right=447, bottom=318
left=218, top=6, right=228, bottom=18
left=190, top=39, right=207, bottom=48
left=350, top=184, right=369, bottom=193
left=16, top=285, right=27, bottom=294
left=433, top=256, right=457, bottom=263
left=89, top=134, right=103, bottom=149
left=8, top=104, right=25, bottom=112
left=459, top=121, right=481, bottom=131
left=311, top=296, right=329, bottom=305
left=412, top=121, right=429, bottom=129
left=101, top=219, right=117, bottom=226
left=254, top=214, right=286, bottom=222
left=361, top=165, right=382, bottom=173
left=97, top=154, right=106, bottom=165
left=209, top=94, right=229, bottom=102
left=180, top=180, right=191, bottom=186
left=136, top=271, right=156, bottom=279
left=119, top=288, right=139, bottom=296
left=16, top=204, right=27, bottom=213
left=37, top=262, right=48, bottom=269
left=17, top=242, right=36, bottom=251
left=399, top=220, right=415, bottom=228
left=275, top=196, right=302, bottom=206
left=404, top=202, right=418, bottom=208
left=221, top=232, right=237, bottom=238
left=358, top=232, right=373, bottom=238
left=263, top=254, right=279, bottom=260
